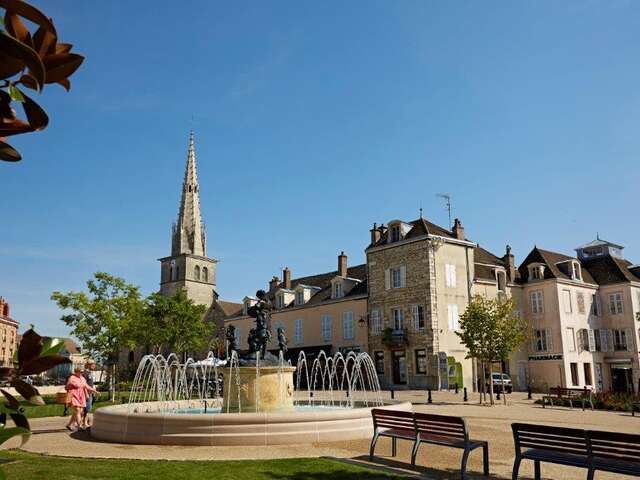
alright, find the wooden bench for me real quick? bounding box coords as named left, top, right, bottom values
left=370, top=409, right=489, bottom=480
left=541, top=387, right=594, bottom=410
left=632, top=401, right=640, bottom=417
left=512, top=423, right=640, bottom=479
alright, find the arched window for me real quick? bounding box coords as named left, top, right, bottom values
left=194, top=265, right=201, bottom=281
left=128, top=351, right=134, bottom=363
left=176, top=266, right=180, bottom=279
left=202, top=267, right=208, bottom=282
left=169, top=266, right=174, bottom=281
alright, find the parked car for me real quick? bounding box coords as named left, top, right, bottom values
left=485, top=372, right=513, bottom=393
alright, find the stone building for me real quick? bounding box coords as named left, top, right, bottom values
left=0, top=297, right=18, bottom=366
left=222, top=253, right=368, bottom=364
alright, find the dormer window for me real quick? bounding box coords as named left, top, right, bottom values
left=571, top=261, right=582, bottom=281
left=495, top=270, right=507, bottom=292
left=295, top=290, right=305, bottom=306
left=333, top=282, right=343, bottom=299
left=276, top=294, right=285, bottom=309
left=390, top=225, right=401, bottom=242
left=529, top=264, right=545, bottom=281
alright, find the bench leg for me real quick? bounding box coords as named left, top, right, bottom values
left=368, top=432, right=379, bottom=460
left=482, top=443, right=489, bottom=476
left=534, top=459, right=541, bottom=480
left=392, top=436, right=397, bottom=457
left=410, top=439, right=420, bottom=466
left=461, top=448, right=470, bottom=480
left=511, top=456, right=521, bottom=480
left=587, top=467, right=595, bottom=480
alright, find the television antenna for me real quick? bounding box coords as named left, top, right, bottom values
left=436, top=193, right=452, bottom=228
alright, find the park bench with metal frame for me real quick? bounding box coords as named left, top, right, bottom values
left=541, top=386, right=594, bottom=410
left=370, top=408, right=489, bottom=480
left=631, top=401, right=640, bottom=417
left=511, top=423, right=640, bottom=479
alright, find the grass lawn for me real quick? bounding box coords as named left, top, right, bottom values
left=21, top=399, right=117, bottom=419
left=0, top=450, right=411, bottom=480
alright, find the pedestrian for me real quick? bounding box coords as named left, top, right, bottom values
left=82, top=361, right=97, bottom=429
left=65, top=366, right=97, bottom=432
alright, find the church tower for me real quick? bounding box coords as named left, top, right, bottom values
left=159, top=131, right=217, bottom=306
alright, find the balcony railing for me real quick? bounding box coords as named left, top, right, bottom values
left=382, top=328, right=409, bottom=346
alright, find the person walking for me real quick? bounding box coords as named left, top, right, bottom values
left=81, top=361, right=97, bottom=429
left=65, top=367, right=97, bottom=432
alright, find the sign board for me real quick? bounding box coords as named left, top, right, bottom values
left=528, top=354, right=563, bottom=361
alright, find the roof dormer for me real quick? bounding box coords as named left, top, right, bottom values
left=242, top=296, right=257, bottom=316
left=387, top=220, right=412, bottom=243
left=330, top=276, right=361, bottom=300
left=294, top=284, right=321, bottom=306
left=528, top=263, right=545, bottom=282
left=274, top=288, right=295, bottom=309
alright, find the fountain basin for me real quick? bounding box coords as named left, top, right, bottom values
left=222, top=365, right=296, bottom=413
left=91, top=400, right=412, bottom=446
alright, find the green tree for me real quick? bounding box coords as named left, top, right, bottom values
left=456, top=295, right=528, bottom=405
left=138, top=290, right=209, bottom=359
left=51, top=272, right=143, bottom=401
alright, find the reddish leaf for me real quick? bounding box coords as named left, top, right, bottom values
left=54, top=43, right=72, bottom=54
left=21, top=93, right=48, bottom=131
left=17, top=328, right=43, bottom=365
left=9, top=379, right=43, bottom=405
left=0, top=31, right=45, bottom=89
left=4, top=11, right=32, bottom=47
left=0, top=51, right=25, bottom=79
left=56, top=78, right=71, bottom=91
left=0, top=140, right=21, bottom=162
left=1, top=389, right=20, bottom=409
left=43, top=53, right=84, bottom=83
left=0, top=0, right=57, bottom=37
left=0, top=367, right=16, bottom=379
left=32, top=25, right=57, bottom=57
left=0, top=118, right=32, bottom=137
left=19, top=354, right=69, bottom=376
left=18, top=73, right=39, bottom=91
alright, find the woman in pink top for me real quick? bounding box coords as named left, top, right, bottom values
left=65, top=367, right=97, bottom=431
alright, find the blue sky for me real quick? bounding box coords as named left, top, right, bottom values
left=2, top=1, right=639, bottom=338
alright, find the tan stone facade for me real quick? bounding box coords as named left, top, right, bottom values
left=0, top=297, right=18, bottom=366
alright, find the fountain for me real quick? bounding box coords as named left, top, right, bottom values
left=92, top=291, right=411, bottom=446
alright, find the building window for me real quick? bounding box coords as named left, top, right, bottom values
left=583, top=363, right=592, bottom=386
left=202, top=267, right=208, bottom=282
left=609, top=292, right=624, bottom=315
left=566, top=328, right=576, bottom=352
left=333, top=282, right=343, bottom=299
left=234, top=326, right=241, bottom=347
left=563, top=290, right=572, bottom=314
left=496, top=270, right=506, bottom=292
left=194, top=265, right=201, bottom=281
left=570, top=363, right=579, bottom=386
left=342, top=311, right=354, bottom=340
left=445, top=264, right=456, bottom=288
left=296, top=290, right=305, bottom=306
left=591, top=294, right=601, bottom=316
left=391, top=267, right=402, bottom=288
left=374, top=351, right=384, bottom=375
left=169, top=266, right=174, bottom=281
left=613, top=329, right=627, bottom=351
left=321, top=315, right=332, bottom=342
left=276, top=294, right=285, bottom=309
left=412, top=305, right=425, bottom=331
left=571, top=262, right=582, bottom=281
left=294, top=319, right=303, bottom=344
left=530, top=290, right=544, bottom=314
left=447, top=304, right=460, bottom=331
left=390, top=225, right=401, bottom=242
left=532, top=329, right=551, bottom=352
left=530, top=265, right=544, bottom=280
left=370, top=309, right=382, bottom=335
left=392, top=308, right=404, bottom=330
left=415, top=349, right=427, bottom=375
left=577, top=292, right=585, bottom=314
left=385, top=266, right=406, bottom=290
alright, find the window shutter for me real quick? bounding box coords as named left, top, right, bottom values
left=545, top=328, right=553, bottom=352
left=453, top=305, right=459, bottom=330
left=445, top=265, right=450, bottom=287
left=411, top=305, right=418, bottom=330
left=384, top=269, right=390, bottom=290
left=596, top=295, right=601, bottom=316
left=600, top=330, right=609, bottom=352
left=606, top=329, right=614, bottom=352
left=400, top=265, right=406, bottom=288
left=588, top=329, right=596, bottom=352
left=531, top=332, right=538, bottom=352
left=625, top=328, right=634, bottom=352
left=447, top=305, right=453, bottom=330
left=451, top=265, right=456, bottom=287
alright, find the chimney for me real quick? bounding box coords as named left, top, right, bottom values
left=504, top=245, right=516, bottom=282
left=338, top=251, right=348, bottom=277
left=269, top=276, right=280, bottom=292
left=4, top=302, right=8, bottom=318
left=370, top=223, right=381, bottom=244
left=283, top=267, right=291, bottom=290
left=452, top=218, right=465, bottom=240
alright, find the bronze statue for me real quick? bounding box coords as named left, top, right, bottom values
left=225, top=325, right=237, bottom=358
left=277, top=327, right=288, bottom=356
left=246, top=290, right=274, bottom=361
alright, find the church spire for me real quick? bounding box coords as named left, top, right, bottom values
left=172, top=130, right=206, bottom=256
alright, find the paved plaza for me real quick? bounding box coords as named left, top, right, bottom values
left=5, top=391, right=638, bottom=479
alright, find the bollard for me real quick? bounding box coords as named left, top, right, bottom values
left=427, top=389, right=432, bottom=404
left=527, top=386, right=532, bottom=400
left=310, top=391, right=314, bottom=398
left=496, top=389, right=501, bottom=401
left=463, top=387, right=468, bottom=402
left=391, top=389, right=395, bottom=400
left=455, top=383, right=459, bottom=394
left=346, top=390, right=349, bottom=398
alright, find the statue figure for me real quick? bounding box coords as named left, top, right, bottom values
left=225, top=325, right=237, bottom=359
left=247, top=328, right=258, bottom=354
left=277, top=327, right=288, bottom=356
left=247, top=289, right=273, bottom=359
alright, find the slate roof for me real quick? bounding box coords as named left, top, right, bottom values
left=581, top=255, right=640, bottom=285
left=217, top=300, right=243, bottom=317
left=518, top=247, right=596, bottom=284
left=369, top=217, right=458, bottom=248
